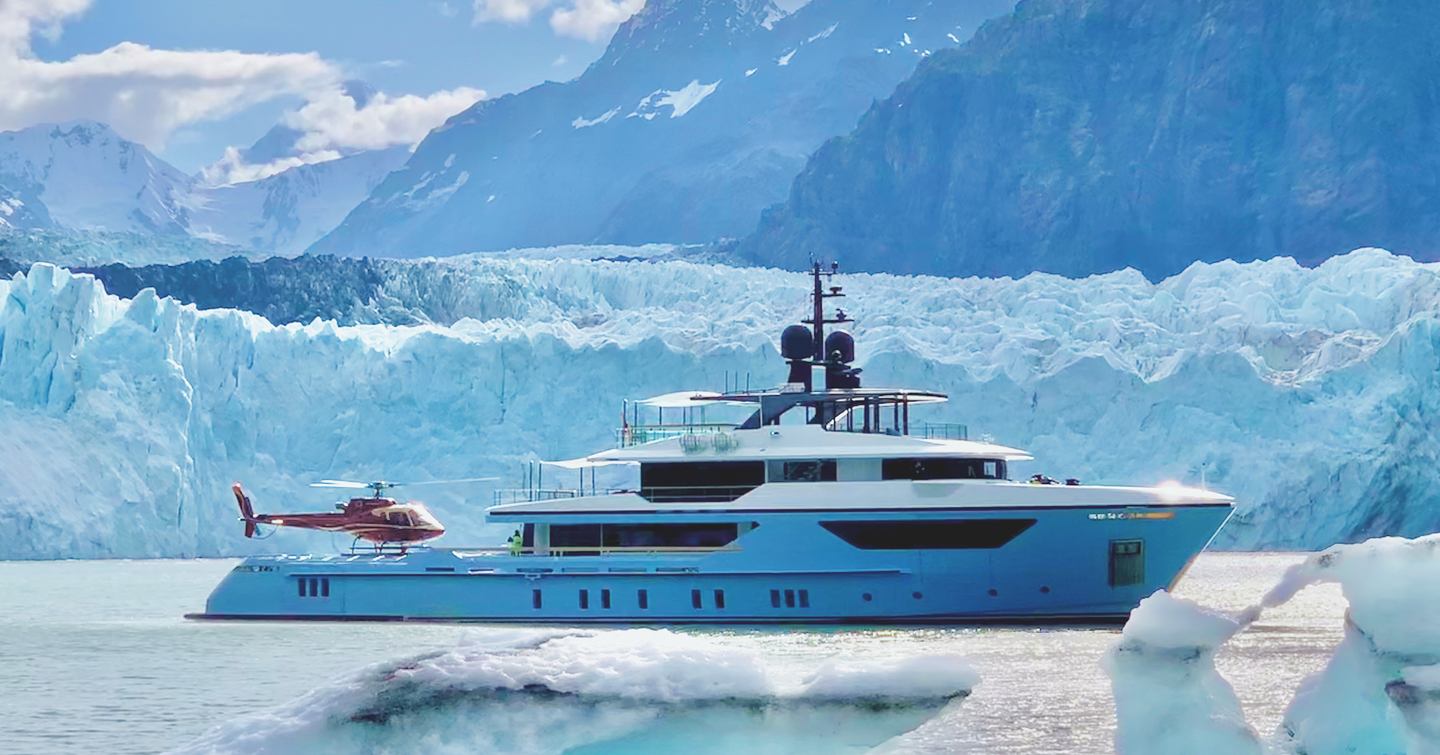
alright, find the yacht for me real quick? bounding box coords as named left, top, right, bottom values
left=190, top=264, right=1232, bottom=624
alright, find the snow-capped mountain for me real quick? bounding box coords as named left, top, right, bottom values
left=1, top=248, right=1438, bottom=558
left=743, top=0, right=1440, bottom=279
left=229, top=80, right=379, bottom=170
left=0, top=183, right=51, bottom=231
left=0, top=122, right=193, bottom=235
left=310, top=0, right=1015, bottom=257
left=0, top=102, right=406, bottom=259
left=187, top=147, right=408, bottom=254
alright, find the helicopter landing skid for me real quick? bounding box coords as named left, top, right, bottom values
left=348, top=537, right=410, bottom=556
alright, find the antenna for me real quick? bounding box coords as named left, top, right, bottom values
left=801, top=259, right=850, bottom=361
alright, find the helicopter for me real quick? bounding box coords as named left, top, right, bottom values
left=232, top=477, right=494, bottom=552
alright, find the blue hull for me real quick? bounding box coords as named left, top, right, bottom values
left=190, top=504, right=1231, bottom=624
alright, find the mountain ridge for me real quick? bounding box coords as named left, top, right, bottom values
left=310, top=0, right=1015, bottom=257
left=740, top=0, right=1440, bottom=279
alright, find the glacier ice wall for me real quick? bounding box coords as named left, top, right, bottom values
left=1, top=248, right=1439, bottom=558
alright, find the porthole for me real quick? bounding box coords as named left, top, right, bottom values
left=1039, top=586, right=1051, bottom=594
left=987, top=588, right=999, bottom=597
left=862, top=592, right=873, bottom=602
left=912, top=591, right=923, bottom=600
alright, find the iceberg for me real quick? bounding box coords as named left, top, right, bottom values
left=1107, top=534, right=1440, bottom=753
left=2, top=248, right=1439, bottom=558
left=1104, top=593, right=1263, bottom=754
left=173, top=628, right=976, bottom=755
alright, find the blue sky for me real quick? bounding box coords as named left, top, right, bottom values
left=2, top=0, right=809, bottom=178
left=5, top=0, right=620, bottom=173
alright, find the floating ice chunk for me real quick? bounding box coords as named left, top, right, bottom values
left=1268, top=535, right=1440, bottom=754
left=176, top=629, right=978, bottom=755
left=1105, top=592, right=1263, bottom=754
left=1110, top=535, right=1440, bottom=754
left=800, top=654, right=978, bottom=701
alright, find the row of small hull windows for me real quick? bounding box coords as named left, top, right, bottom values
left=288, top=540, right=1141, bottom=600
left=529, top=588, right=810, bottom=610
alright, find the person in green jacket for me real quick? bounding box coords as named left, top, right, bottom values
left=508, top=529, right=523, bottom=556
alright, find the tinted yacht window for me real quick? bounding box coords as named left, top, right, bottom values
left=767, top=459, right=837, bottom=482
left=640, top=461, right=764, bottom=502
left=821, top=519, right=1035, bottom=549
left=881, top=458, right=1007, bottom=480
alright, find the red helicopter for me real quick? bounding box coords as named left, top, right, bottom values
left=232, top=478, right=493, bottom=551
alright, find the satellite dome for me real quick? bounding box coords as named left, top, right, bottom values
left=781, top=324, right=814, bottom=360
left=824, top=330, right=856, bottom=363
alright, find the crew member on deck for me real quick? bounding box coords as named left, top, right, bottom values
left=508, top=529, right=523, bottom=556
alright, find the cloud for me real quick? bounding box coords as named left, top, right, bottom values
left=0, top=2, right=487, bottom=186
left=472, top=0, right=551, bottom=23
left=0, top=1, right=338, bottom=148
left=288, top=86, right=484, bottom=154
left=199, top=146, right=343, bottom=186
left=471, top=0, right=644, bottom=41
left=200, top=85, right=484, bottom=186
left=550, top=0, right=645, bottom=41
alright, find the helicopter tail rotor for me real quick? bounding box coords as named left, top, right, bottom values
left=233, top=483, right=258, bottom=538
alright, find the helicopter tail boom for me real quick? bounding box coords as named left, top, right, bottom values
left=233, top=483, right=258, bottom=538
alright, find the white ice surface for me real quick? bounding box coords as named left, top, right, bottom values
left=175, top=628, right=976, bottom=755
left=1108, top=534, right=1440, bottom=754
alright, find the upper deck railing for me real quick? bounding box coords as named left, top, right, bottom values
left=492, top=488, right=579, bottom=506
left=615, top=422, right=736, bottom=448
left=919, top=422, right=969, bottom=441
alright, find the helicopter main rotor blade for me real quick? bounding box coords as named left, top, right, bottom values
left=400, top=477, right=500, bottom=487
left=310, top=479, right=376, bottom=489
left=308, top=477, right=496, bottom=490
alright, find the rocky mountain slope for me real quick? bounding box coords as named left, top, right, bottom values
left=311, top=0, right=1014, bottom=256
left=742, top=0, right=1440, bottom=279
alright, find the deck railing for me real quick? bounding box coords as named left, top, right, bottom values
left=638, top=485, right=758, bottom=503
left=615, top=423, right=736, bottom=448
left=919, top=422, right=970, bottom=441
left=491, top=488, right=580, bottom=506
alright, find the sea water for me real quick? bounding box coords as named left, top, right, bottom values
left=0, top=554, right=1345, bottom=754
